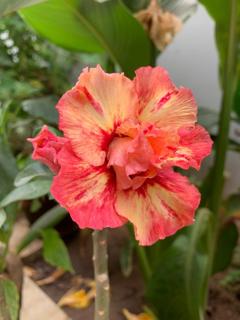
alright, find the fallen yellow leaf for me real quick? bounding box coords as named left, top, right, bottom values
left=58, top=287, right=95, bottom=309
left=123, top=308, right=154, bottom=320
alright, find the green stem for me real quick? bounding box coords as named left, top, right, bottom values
left=208, top=0, right=238, bottom=215
left=92, top=230, right=110, bottom=320
left=136, top=245, right=152, bottom=282
left=204, top=0, right=238, bottom=312
left=127, top=224, right=152, bottom=282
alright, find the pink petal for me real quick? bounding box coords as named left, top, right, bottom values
left=134, top=66, right=175, bottom=113
left=78, top=65, right=138, bottom=129
left=57, top=65, right=138, bottom=166
left=134, top=66, right=197, bottom=128
left=115, top=169, right=200, bottom=245
left=28, top=125, right=67, bottom=173
left=176, top=125, right=213, bottom=170
left=51, top=143, right=126, bottom=229
left=148, top=125, right=213, bottom=170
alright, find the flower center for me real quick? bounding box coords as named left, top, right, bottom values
left=107, top=122, right=158, bottom=190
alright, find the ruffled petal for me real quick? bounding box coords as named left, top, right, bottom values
left=134, top=66, right=197, bottom=128
left=28, top=125, right=67, bottom=173
left=107, top=131, right=154, bottom=190
left=134, top=66, right=175, bottom=112
left=148, top=125, right=213, bottom=170
left=51, top=143, right=126, bottom=229
left=174, top=125, right=213, bottom=170
left=57, top=65, right=138, bottom=166
left=115, top=169, right=200, bottom=245
left=78, top=65, right=138, bottom=129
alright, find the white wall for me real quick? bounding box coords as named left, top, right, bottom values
left=157, top=4, right=222, bottom=110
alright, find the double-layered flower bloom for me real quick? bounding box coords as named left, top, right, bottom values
left=29, top=66, right=212, bottom=245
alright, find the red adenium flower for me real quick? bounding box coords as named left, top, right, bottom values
left=29, top=66, right=212, bottom=245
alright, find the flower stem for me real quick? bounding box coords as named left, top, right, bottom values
left=203, top=0, right=238, bottom=311
left=136, top=245, right=152, bottom=282
left=92, top=230, right=110, bottom=320
left=127, top=224, right=152, bottom=282
left=209, top=0, right=238, bottom=216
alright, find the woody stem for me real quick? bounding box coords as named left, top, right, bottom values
left=92, top=230, right=110, bottom=320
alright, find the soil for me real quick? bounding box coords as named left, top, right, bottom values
left=25, top=227, right=240, bottom=320
left=206, top=275, right=240, bottom=320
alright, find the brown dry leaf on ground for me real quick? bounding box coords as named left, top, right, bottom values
left=36, top=268, right=65, bottom=286
left=123, top=308, right=155, bottom=320
left=135, top=0, right=182, bottom=51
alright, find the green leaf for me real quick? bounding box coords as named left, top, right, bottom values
left=225, top=193, right=240, bottom=217
left=0, top=279, right=19, bottom=320
left=0, top=0, right=45, bottom=17
left=41, top=228, right=74, bottom=272
left=17, top=205, right=67, bottom=252
left=0, top=179, right=51, bottom=207
left=20, top=0, right=152, bottom=77
left=212, top=222, right=238, bottom=274
left=0, top=138, right=18, bottom=200
left=0, top=209, right=7, bottom=229
left=14, top=162, right=52, bottom=187
left=120, top=239, right=134, bottom=277
left=233, top=80, right=240, bottom=117
left=22, top=96, right=58, bottom=124
left=147, top=208, right=213, bottom=320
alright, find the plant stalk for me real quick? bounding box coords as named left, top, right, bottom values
left=92, top=230, right=110, bottom=320
left=203, top=0, right=238, bottom=313
left=127, top=224, right=152, bottom=282
left=208, top=0, right=238, bottom=216
left=136, top=245, right=152, bottom=282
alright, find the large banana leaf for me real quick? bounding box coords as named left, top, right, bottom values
left=20, top=0, right=152, bottom=77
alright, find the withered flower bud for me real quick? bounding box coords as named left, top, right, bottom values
left=135, top=0, right=182, bottom=51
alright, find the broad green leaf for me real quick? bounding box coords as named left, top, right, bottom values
left=225, top=193, right=240, bottom=217
left=0, top=0, right=45, bottom=17
left=20, top=0, right=152, bottom=77
left=0, top=279, right=19, bottom=320
left=0, top=138, right=17, bottom=200
left=14, top=162, right=52, bottom=187
left=212, top=222, right=238, bottom=274
left=0, top=204, right=18, bottom=272
left=0, top=179, right=51, bottom=207
left=147, top=208, right=213, bottom=320
left=22, top=96, right=58, bottom=124
left=122, top=0, right=148, bottom=12
left=233, top=80, right=240, bottom=117
left=41, top=228, right=74, bottom=272
left=17, top=205, right=67, bottom=252
left=0, top=209, right=7, bottom=229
